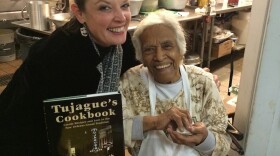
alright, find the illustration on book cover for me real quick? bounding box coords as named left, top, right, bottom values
left=43, top=92, right=124, bottom=156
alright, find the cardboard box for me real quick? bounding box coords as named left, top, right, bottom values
left=211, top=39, right=233, bottom=58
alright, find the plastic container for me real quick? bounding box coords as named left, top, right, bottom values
left=15, top=28, right=46, bottom=60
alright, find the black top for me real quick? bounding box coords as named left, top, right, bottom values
left=0, top=21, right=139, bottom=155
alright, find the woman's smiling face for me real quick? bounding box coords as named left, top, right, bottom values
left=140, top=24, right=183, bottom=84
left=76, top=0, right=131, bottom=47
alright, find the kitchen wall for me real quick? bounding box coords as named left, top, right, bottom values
left=234, top=0, right=280, bottom=155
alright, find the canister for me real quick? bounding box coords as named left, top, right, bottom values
left=0, top=29, right=16, bottom=62
left=198, top=0, right=208, bottom=8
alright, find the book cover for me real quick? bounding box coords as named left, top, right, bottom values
left=43, top=92, right=124, bottom=156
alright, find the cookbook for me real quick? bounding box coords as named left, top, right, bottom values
left=43, top=92, right=124, bottom=156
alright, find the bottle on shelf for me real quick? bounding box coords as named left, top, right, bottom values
left=205, top=2, right=212, bottom=15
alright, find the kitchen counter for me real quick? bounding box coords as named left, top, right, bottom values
left=12, top=20, right=53, bottom=35
left=0, top=11, right=27, bottom=22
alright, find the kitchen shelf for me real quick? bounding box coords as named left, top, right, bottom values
left=11, top=2, right=252, bottom=68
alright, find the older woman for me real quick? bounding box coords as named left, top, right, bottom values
left=119, top=10, right=231, bottom=156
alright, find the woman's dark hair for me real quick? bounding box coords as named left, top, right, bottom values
left=74, top=0, right=86, bottom=11
left=63, top=0, right=87, bottom=33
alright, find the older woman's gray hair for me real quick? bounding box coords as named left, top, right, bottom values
left=132, top=9, right=187, bottom=63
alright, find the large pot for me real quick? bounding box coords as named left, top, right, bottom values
left=0, top=0, right=27, bottom=12
left=140, top=0, right=158, bottom=12
left=159, top=0, right=188, bottom=10
left=130, top=0, right=143, bottom=16
left=21, top=1, right=51, bottom=31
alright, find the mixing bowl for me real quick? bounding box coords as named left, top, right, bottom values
left=48, top=13, right=71, bottom=28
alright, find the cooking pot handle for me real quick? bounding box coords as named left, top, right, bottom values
left=21, top=5, right=29, bottom=20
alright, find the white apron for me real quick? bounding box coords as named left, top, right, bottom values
left=138, top=65, right=199, bottom=156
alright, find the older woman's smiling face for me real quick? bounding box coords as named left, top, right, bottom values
left=140, top=24, right=183, bottom=84
left=75, top=0, right=131, bottom=47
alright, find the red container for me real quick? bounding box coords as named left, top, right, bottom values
left=228, top=0, right=239, bottom=5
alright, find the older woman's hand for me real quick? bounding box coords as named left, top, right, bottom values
left=159, top=107, right=193, bottom=130
left=143, top=107, right=193, bottom=132
left=166, top=122, right=208, bottom=147
left=203, top=67, right=221, bottom=90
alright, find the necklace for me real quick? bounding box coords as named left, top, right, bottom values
left=92, top=40, right=101, bottom=56
left=91, top=38, right=114, bottom=57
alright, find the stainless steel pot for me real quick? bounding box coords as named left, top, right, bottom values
left=130, top=0, right=143, bottom=16
left=0, top=0, right=27, bottom=12
left=21, top=1, right=50, bottom=31
left=0, top=0, right=28, bottom=21
left=141, top=0, right=158, bottom=12
left=159, top=0, right=188, bottom=10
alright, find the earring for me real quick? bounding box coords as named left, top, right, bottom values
left=80, top=23, right=88, bottom=37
